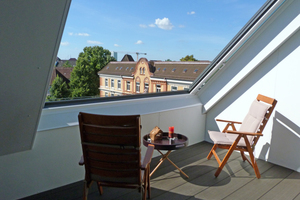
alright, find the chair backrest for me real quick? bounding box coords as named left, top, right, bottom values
left=78, top=112, right=142, bottom=187
left=238, top=94, right=277, bottom=144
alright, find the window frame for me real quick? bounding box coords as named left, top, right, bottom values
left=136, top=82, right=140, bottom=93
left=156, top=84, right=161, bottom=93
left=126, top=81, right=130, bottom=91
left=111, top=79, right=114, bottom=88
left=117, top=80, right=121, bottom=90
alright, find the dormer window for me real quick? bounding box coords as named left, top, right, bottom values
left=126, top=67, right=129, bottom=70
left=183, top=69, right=187, bottom=73
left=194, top=69, right=199, bottom=73
left=157, top=68, right=160, bottom=72
left=119, top=67, right=122, bottom=70
left=130, top=67, right=134, bottom=71
left=163, top=68, right=166, bottom=72
left=106, top=66, right=109, bottom=70
left=172, top=68, right=176, bottom=72
left=115, top=67, right=118, bottom=70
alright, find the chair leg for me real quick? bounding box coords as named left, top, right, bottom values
left=207, top=144, right=218, bottom=160
left=243, top=136, right=261, bottom=179
left=96, top=182, right=103, bottom=195
left=147, top=167, right=151, bottom=199
left=215, top=135, right=241, bottom=177
left=241, top=151, right=247, bottom=161
left=83, top=180, right=92, bottom=200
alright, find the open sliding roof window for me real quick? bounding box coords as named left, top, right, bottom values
left=47, top=0, right=268, bottom=106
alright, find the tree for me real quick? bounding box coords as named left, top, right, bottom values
left=180, top=55, right=198, bottom=61
left=69, top=46, right=116, bottom=97
left=47, top=75, right=70, bottom=100
left=165, top=59, right=172, bottom=61
left=63, top=61, right=72, bottom=68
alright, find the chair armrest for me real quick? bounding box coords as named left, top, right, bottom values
left=216, top=119, right=242, bottom=124
left=141, top=144, right=154, bottom=169
left=225, top=130, right=263, bottom=136
left=79, top=156, right=84, bottom=166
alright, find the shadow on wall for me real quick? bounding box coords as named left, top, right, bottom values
left=266, top=111, right=300, bottom=171
left=204, top=27, right=300, bottom=142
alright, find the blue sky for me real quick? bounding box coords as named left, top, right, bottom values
left=57, top=0, right=267, bottom=61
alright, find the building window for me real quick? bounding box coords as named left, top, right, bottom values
left=115, top=67, right=118, bottom=70
left=126, top=67, right=129, bottom=70
left=117, top=80, right=121, bottom=90
left=172, top=68, right=176, bottom=72
left=105, top=79, right=108, bottom=87
left=183, top=69, right=187, bottom=73
left=111, top=93, right=114, bottom=97
left=111, top=79, right=114, bottom=88
left=143, top=68, right=145, bottom=74
left=157, top=68, right=160, bottom=72
left=163, top=68, right=166, bottom=72
left=126, top=81, right=130, bottom=91
left=140, top=68, right=142, bottom=74
left=194, top=69, right=198, bottom=73
left=171, top=86, right=177, bottom=91
left=156, top=84, right=161, bottom=93
left=144, top=83, right=149, bottom=93
left=105, top=92, right=108, bottom=97
left=136, top=82, right=140, bottom=93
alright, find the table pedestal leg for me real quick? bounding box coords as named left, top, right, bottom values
left=150, top=150, right=189, bottom=178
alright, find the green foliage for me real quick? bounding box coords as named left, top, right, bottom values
left=47, top=75, right=70, bottom=100
left=165, top=59, right=172, bottom=61
left=69, top=46, right=116, bottom=97
left=63, top=61, right=72, bottom=68
left=180, top=55, right=198, bottom=61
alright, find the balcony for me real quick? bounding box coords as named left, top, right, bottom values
left=22, top=141, right=300, bottom=200
left=2, top=0, right=300, bottom=199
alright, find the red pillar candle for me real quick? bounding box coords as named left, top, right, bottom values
left=168, top=126, right=174, bottom=138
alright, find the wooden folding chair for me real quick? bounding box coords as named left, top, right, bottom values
left=78, top=112, right=154, bottom=200
left=207, top=94, right=277, bottom=179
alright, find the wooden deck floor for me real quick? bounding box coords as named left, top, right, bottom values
left=22, top=141, right=300, bottom=200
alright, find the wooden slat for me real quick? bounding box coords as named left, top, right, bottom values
left=84, top=134, right=138, bottom=146
left=90, top=167, right=139, bottom=178
left=88, top=159, right=139, bottom=170
left=87, top=151, right=139, bottom=162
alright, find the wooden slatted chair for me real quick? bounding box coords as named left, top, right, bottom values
left=78, top=112, right=154, bottom=200
left=207, top=94, right=277, bottom=179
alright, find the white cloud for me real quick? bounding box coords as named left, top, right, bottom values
left=61, top=42, right=69, bottom=46
left=114, top=44, right=120, bottom=47
left=155, top=18, right=174, bottom=30
left=149, top=24, right=156, bottom=28
left=69, top=32, right=90, bottom=36
left=135, top=40, right=143, bottom=44
left=187, top=11, right=196, bottom=15
left=87, top=40, right=103, bottom=45
left=139, top=24, right=147, bottom=28
left=179, top=25, right=185, bottom=28
left=78, top=33, right=90, bottom=36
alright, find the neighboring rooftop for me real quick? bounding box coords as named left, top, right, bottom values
left=50, top=67, right=73, bottom=85
left=55, top=57, right=77, bottom=67
left=99, top=58, right=210, bottom=81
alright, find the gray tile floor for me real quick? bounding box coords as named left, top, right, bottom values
left=22, top=142, right=300, bottom=200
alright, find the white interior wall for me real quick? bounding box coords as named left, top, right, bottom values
left=201, top=0, right=300, bottom=172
